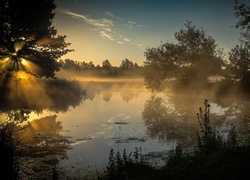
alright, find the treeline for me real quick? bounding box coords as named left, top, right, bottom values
left=59, top=58, right=144, bottom=78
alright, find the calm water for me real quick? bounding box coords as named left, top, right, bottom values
left=1, top=75, right=250, bottom=178
left=57, top=79, right=174, bottom=172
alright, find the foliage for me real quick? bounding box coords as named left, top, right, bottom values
left=234, top=0, right=250, bottom=42
left=196, top=99, right=224, bottom=154
left=227, top=1, right=250, bottom=85
left=102, top=59, right=113, bottom=70
left=144, top=21, right=225, bottom=90
left=59, top=58, right=144, bottom=78
left=99, top=99, right=250, bottom=179
left=0, top=0, right=72, bottom=78
left=120, top=58, right=135, bottom=70
left=98, top=147, right=152, bottom=180
left=228, top=43, right=250, bottom=82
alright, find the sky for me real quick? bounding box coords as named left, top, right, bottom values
left=53, top=0, right=249, bottom=67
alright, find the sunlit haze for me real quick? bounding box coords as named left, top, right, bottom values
left=54, top=0, right=248, bottom=66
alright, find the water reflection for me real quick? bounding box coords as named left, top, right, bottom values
left=17, top=115, right=71, bottom=179
left=80, top=78, right=145, bottom=102
left=0, top=74, right=83, bottom=113
left=142, top=82, right=250, bottom=147
left=0, top=74, right=84, bottom=178
left=2, top=74, right=250, bottom=178
left=142, top=95, right=196, bottom=146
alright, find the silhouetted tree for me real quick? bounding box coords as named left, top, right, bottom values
left=227, top=1, right=250, bottom=83
left=102, top=59, right=112, bottom=69
left=120, top=58, right=134, bottom=70
left=87, top=61, right=95, bottom=69
left=61, top=59, right=78, bottom=70
left=134, top=62, right=140, bottom=68
left=228, top=44, right=250, bottom=82
left=144, top=21, right=225, bottom=90
left=234, top=0, right=250, bottom=42
left=0, top=0, right=72, bottom=78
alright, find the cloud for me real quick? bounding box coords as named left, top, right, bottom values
left=58, top=8, right=114, bottom=28
left=99, top=31, right=115, bottom=41
left=123, top=38, right=131, bottom=42
left=58, top=8, right=117, bottom=42
left=105, top=11, right=114, bottom=17
left=57, top=8, right=145, bottom=48
left=127, top=20, right=143, bottom=28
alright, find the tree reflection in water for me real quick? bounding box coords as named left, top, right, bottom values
left=0, top=74, right=84, bottom=179
left=16, top=115, right=71, bottom=179
left=142, top=95, right=197, bottom=147
left=142, top=82, right=250, bottom=148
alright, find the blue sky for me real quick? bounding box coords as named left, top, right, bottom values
left=53, top=0, right=248, bottom=66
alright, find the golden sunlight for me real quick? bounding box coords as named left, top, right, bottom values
left=14, top=40, right=25, bottom=52
left=15, top=71, right=31, bottom=80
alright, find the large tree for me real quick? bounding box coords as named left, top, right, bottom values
left=144, top=21, right=225, bottom=90
left=0, top=0, right=72, bottom=78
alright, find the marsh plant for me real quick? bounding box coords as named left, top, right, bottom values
left=98, top=147, right=148, bottom=180
left=196, top=99, right=224, bottom=154
left=99, top=99, right=250, bottom=179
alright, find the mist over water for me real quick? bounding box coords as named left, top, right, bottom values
left=1, top=71, right=250, bottom=178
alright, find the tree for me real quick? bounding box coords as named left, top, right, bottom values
left=102, top=59, right=112, bottom=69
left=0, top=0, right=72, bottom=78
left=228, top=44, right=250, bottom=82
left=144, top=42, right=184, bottom=90
left=120, top=58, right=134, bottom=70
left=175, top=22, right=224, bottom=81
left=227, top=1, right=250, bottom=83
left=144, top=21, right=225, bottom=90
left=87, top=61, right=95, bottom=69
left=234, top=0, right=250, bottom=42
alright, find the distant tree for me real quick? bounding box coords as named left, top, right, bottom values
left=61, top=59, right=77, bottom=70
left=144, top=21, right=225, bottom=89
left=0, top=0, right=72, bottom=78
left=102, top=59, right=112, bottom=69
left=134, top=62, right=140, bottom=68
left=87, top=61, right=95, bottom=69
left=120, top=58, right=134, bottom=70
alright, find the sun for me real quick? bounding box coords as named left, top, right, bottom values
left=0, top=39, right=29, bottom=72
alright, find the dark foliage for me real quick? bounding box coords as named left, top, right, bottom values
left=0, top=123, right=21, bottom=180
left=0, top=0, right=72, bottom=78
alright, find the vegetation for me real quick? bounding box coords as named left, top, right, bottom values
left=143, top=0, right=250, bottom=91
left=0, top=0, right=72, bottom=78
left=144, top=21, right=225, bottom=90
left=59, top=58, right=144, bottom=78
left=0, top=0, right=250, bottom=179
left=0, top=122, right=21, bottom=179
left=99, top=100, right=250, bottom=180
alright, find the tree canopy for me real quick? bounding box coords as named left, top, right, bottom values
left=0, top=0, right=72, bottom=78
left=227, top=0, right=250, bottom=83
left=144, top=21, right=225, bottom=90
